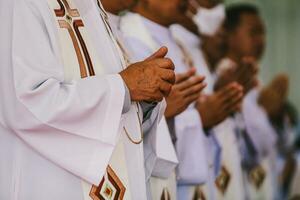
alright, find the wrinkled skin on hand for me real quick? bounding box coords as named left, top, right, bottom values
left=214, top=57, right=258, bottom=95
left=196, top=82, right=243, bottom=129
left=165, top=68, right=206, bottom=118
left=120, top=47, right=176, bottom=102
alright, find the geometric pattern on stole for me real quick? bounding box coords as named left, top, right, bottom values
left=193, top=186, right=206, bottom=200
left=192, top=187, right=206, bottom=200
left=248, top=165, right=266, bottom=190
left=90, top=166, right=126, bottom=200
left=215, top=166, right=231, bottom=195
left=160, top=187, right=171, bottom=200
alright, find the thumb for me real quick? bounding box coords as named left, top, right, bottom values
left=145, top=46, right=168, bottom=61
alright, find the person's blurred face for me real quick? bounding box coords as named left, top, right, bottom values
left=146, top=0, right=189, bottom=25
left=102, top=0, right=138, bottom=14
left=229, top=13, right=266, bottom=60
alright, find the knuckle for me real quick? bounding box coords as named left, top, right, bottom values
left=164, top=58, right=174, bottom=68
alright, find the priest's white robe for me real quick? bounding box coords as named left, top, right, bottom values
left=120, top=13, right=209, bottom=200
left=0, top=0, right=164, bottom=199
left=289, top=153, right=300, bottom=199
left=217, top=58, right=278, bottom=200
left=107, top=13, right=179, bottom=200
left=171, top=25, right=248, bottom=200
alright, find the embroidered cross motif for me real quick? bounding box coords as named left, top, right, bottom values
left=54, top=0, right=95, bottom=78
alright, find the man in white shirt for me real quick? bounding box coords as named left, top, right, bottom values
left=0, top=0, right=176, bottom=199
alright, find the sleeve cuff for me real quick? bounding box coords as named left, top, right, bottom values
left=121, top=79, right=132, bottom=114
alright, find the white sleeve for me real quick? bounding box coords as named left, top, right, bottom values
left=242, top=89, right=277, bottom=159
left=122, top=36, right=179, bottom=180
left=4, top=0, right=126, bottom=185
left=175, top=107, right=209, bottom=184
left=143, top=101, right=179, bottom=180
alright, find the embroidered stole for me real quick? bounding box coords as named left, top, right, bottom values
left=120, top=13, right=179, bottom=199
left=47, top=1, right=145, bottom=199
left=214, top=119, right=246, bottom=200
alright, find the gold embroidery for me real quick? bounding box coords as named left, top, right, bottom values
left=193, top=187, right=206, bottom=200
left=160, top=188, right=171, bottom=200
left=249, top=165, right=266, bottom=189
left=215, top=166, right=231, bottom=195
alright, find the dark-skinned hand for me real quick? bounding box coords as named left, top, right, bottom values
left=165, top=68, right=206, bottom=118
left=214, top=57, right=258, bottom=94
left=258, top=73, right=289, bottom=119
left=196, top=82, right=243, bottom=129
left=120, top=47, right=175, bottom=102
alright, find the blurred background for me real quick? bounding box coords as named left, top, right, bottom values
left=225, top=0, right=300, bottom=111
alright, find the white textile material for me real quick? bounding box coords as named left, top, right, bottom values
left=120, top=13, right=209, bottom=199
left=0, top=0, right=163, bottom=199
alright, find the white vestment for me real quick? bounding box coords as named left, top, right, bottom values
left=289, top=153, right=300, bottom=199
left=171, top=25, right=248, bottom=200
left=217, top=58, right=278, bottom=200
left=0, top=0, right=164, bottom=199
left=107, top=13, right=178, bottom=200
left=120, top=13, right=209, bottom=200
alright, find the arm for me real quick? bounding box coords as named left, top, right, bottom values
left=242, top=89, right=277, bottom=159
left=6, top=0, right=126, bottom=185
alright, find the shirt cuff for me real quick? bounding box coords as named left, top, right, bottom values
left=122, top=80, right=132, bottom=114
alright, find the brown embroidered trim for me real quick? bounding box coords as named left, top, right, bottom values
left=248, top=165, right=266, bottom=189
left=54, top=0, right=65, bottom=17
left=59, top=0, right=79, bottom=17
left=90, top=166, right=126, bottom=200
left=215, top=166, right=231, bottom=195
left=160, top=187, right=171, bottom=200
left=58, top=20, right=88, bottom=78
left=193, top=187, right=206, bottom=200
left=73, top=20, right=95, bottom=76
left=54, top=0, right=96, bottom=78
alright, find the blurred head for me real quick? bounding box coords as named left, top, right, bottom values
left=224, top=4, right=266, bottom=61
left=102, top=0, right=139, bottom=14
left=133, top=0, right=189, bottom=26
left=201, top=24, right=227, bottom=71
